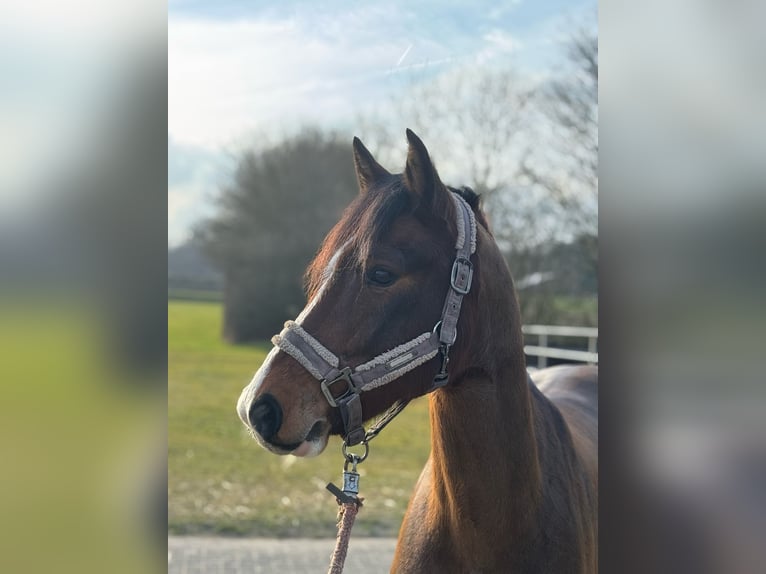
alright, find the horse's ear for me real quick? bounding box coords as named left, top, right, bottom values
left=353, top=137, right=389, bottom=193
left=404, top=128, right=450, bottom=216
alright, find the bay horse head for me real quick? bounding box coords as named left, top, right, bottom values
left=237, top=129, right=484, bottom=457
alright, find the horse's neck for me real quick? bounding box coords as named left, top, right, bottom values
left=428, top=359, right=542, bottom=546
left=427, top=241, right=543, bottom=553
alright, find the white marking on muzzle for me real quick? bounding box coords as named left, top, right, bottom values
left=236, top=345, right=279, bottom=426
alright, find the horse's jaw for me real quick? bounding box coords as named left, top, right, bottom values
left=286, top=418, right=330, bottom=457
left=291, top=435, right=327, bottom=457
left=245, top=417, right=330, bottom=458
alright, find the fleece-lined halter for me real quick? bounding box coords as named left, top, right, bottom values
left=271, top=192, right=477, bottom=446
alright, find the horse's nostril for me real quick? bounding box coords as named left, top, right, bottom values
left=248, top=394, right=283, bottom=440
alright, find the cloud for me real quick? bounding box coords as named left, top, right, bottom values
left=167, top=2, right=582, bottom=149
left=476, top=29, right=523, bottom=64
left=488, top=1, right=524, bottom=22
left=168, top=11, right=450, bottom=149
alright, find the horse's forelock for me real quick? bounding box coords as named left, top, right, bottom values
left=305, top=178, right=486, bottom=297
left=304, top=220, right=353, bottom=298
left=352, top=182, right=412, bottom=269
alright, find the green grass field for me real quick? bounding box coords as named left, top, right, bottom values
left=168, top=300, right=432, bottom=537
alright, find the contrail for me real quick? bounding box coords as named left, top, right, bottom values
left=396, top=43, right=412, bottom=67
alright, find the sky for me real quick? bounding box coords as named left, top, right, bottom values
left=168, top=0, right=595, bottom=246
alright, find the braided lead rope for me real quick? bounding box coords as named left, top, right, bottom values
left=327, top=501, right=360, bottom=574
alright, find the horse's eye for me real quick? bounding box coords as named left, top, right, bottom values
left=367, top=267, right=396, bottom=287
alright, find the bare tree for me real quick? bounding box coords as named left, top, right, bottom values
left=359, top=67, right=548, bottom=251
left=358, top=28, right=598, bottom=325
left=521, top=25, right=598, bottom=242
left=361, top=23, right=598, bottom=254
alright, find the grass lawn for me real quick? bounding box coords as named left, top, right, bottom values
left=168, top=300, right=431, bottom=537
left=167, top=288, right=223, bottom=302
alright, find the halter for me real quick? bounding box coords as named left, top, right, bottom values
left=271, top=192, right=477, bottom=446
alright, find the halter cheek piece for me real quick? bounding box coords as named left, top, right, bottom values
left=271, top=193, right=477, bottom=446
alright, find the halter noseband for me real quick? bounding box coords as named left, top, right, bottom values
left=271, top=193, right=477, bottom=445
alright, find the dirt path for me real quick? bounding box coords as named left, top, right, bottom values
left=168, top=536, right=396, bottom=574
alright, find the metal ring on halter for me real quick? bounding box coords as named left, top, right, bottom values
left=342, top=440, right=369, bottom=463
left=432, top=321, right=443, bottom=335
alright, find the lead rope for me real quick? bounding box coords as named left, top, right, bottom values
left=327, top=499, right=360, bottom=574
left=325, top=447, right=367, bottom=574
left=324, top=395, right=432, bottom=573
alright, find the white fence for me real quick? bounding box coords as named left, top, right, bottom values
left=522, top=324, right=598, bottom=369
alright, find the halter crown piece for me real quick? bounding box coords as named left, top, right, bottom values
left=272, top=193, right=477, bottom=446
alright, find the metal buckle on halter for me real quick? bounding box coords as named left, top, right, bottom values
left=451, top=257, right=474, bottom=295
left=320, top=367, right=358, bottom=407
left=432, top=344, right=450, bottom=388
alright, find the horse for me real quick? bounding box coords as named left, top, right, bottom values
left=236, top=129, right=598, bottom=573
